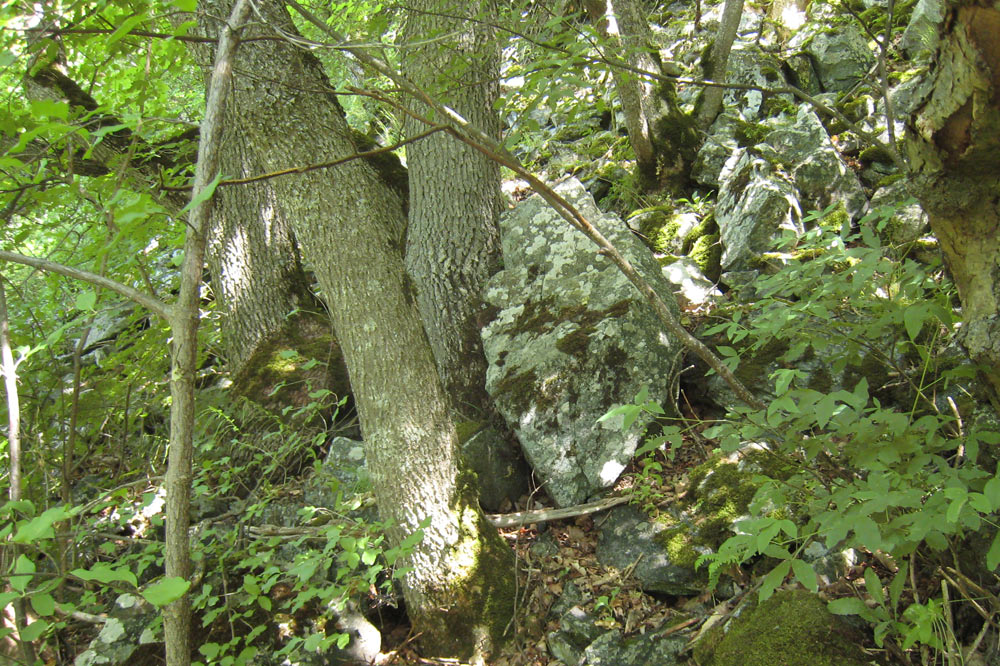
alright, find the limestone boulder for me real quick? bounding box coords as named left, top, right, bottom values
left=482, top=179, right=683, bottom=507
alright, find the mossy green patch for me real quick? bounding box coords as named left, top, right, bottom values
left=232, top=311, right=349, bottom=421
left=694, top=589, right=870, bottom=666
left=689, top=233, right=722, bottom=282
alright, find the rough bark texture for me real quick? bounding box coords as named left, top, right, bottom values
left=694, top=0, right=744, bottom=130
left=23, top=57, right=326, bottom=391
left=583, top=0, right=699, bottom=192
left=401, top=0, right=503, bottom=418
left=904, top=1, right=1000, bottom=405
left=195, top=0, right=514, bottom=658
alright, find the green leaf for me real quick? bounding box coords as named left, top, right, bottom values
left=303, top=632, right=324, bottom=651
left=19, top=618, right=48, bottom=642
left=142, top=577, right=191, bottom=607
left=984, top=476, right=1000, bottom=511
left=864, top=568, right=884, bottom=607
left=172, top=0, right=198, bottom=10
left=30, top=592, right=56, bottom=617
left=827, top=597, right=868, bottom=615
left=758, top=560, right=790, bottom=602
left=200, top=643, right=222, bottom=660
left=986, top=531, right=1000, bottom=571
left=180, top=172, right=223, bottom=215
left=12, top=554, right=35, bottom=593
left=107, top=13, right=147, bottom=47
left=903, top=303, right=927, bottom=341
left=75, top=290, right=97, bottom=311
left=790, top=559, right=818, bottom=592
left=71, top=562, right=138, bottom=588
left=29, top=99, right=69, bottom=120
left=13, top=505, right=72, bottom=543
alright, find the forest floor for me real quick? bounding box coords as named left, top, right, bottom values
left=384, top=438, right=718, bottom=665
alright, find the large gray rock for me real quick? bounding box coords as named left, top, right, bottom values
left=715, top=150, right=803, bottom=271
left=74, top=594, right=157, bottom=666
left=761, top=107, right=868, bottom=219
left=482, top=179, right=683, bottom=507
left=869, top=179, right=929, bottom=245
left=461, top=426, right=530, bottom=512
left=716, top=107, right=868, bottom=270
left=802, top=25, right=875, bottom=92
left=582, top=628, right=686, bottom=666
left=596, top=505, right=703, bottom=595
left=900, top=0, right=945, bottom=60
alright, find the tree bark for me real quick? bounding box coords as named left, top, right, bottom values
left=401, top=0, right=503, bottom=419
left=0, top=277, right=38, bottom=666
left=583, top=0, right=699, bottom=192
left=163, top=3, right=249, bottom=664
left=195, top=0, right=514, bottom=657
left=21, top=58, right=322, bottom=389
left=904, top=1, right=1000, bottom=407
left=694, top=0, right=744, bottom=130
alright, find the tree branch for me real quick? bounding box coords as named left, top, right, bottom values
left=0, top=251, right=170, bottom=321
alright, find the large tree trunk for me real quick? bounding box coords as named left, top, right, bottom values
left=583, top=0, right=699, bottom=192
left=195, top=0, right=514, bottom=658
left=401, top=0, right=503, bottom=419
left=904, top=1, right=1000, bottom=406
left=22, top=59, right=332, bottom=399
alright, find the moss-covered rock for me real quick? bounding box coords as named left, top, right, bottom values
left=694, top=589, right=870, bottom=666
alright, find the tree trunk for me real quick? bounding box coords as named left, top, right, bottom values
left=904, top=1, right=1000, bottom=406
left=196, top=0, right=514, bottom=657
left=401, top=0, right=503, bottom=419
left=694, top=0, right=744, bottom=130
left=583, top=0, right=699, bottom=192
left=22, top=59, right=330, bottom=396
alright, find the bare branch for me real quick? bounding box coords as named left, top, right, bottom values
left=0, top=250, right=170, bottom=321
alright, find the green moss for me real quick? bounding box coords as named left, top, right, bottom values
left=232, top=311, right=349, bottom=420
left=661, top=524, right=701, bottom=570
left=555, top=326, right=591, bottom=358
left=875, top=173, right=907, bottom=189
left=689, top=233, right=722, bottom=282
left=816, top=201, right=850, bottom=233
left=412, top=470, right=516, bottom=659
left=859, top=144, right=897, bottom=164
left=494, top=369, right=540, bottom=415
left=698, top=589, right=870, bottom=666
left=735, top=120, right=771, bottom=147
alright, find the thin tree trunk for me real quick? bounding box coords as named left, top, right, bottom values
left=163, top=3, right=249, bottom=664
left=0, top=277, right=37, bottom=666
left=401, top=0, right=503, bottom=417
left=695, top=0, right=744, bottom=130
left=583, top=0, right=699, bottom=192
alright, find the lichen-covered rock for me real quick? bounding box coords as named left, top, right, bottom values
left=546, top=606, right=606, bottom=665
left=74, top=594, right=157, bottom=666
left=661, top=257, right=722, bottom=308
left=582, top=628, right=686, bottom=666
left=900, top=0, right=945, bottom=60
left=692, top=47, right=794, bottom=187
left=800, top=25, right=876, bottom=92
left=760, top=107, right=868, bottom=219
left=596, top=505, right=704, bottom=595
left=716, top=107, right=867, bottom=270
left=482, top=179, right=683, bottom=507
left=461, top=426, right=530, bottom=512
left=869, top=179, right=929, bottom=245
left=715, top=150, right=803, bottom=270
